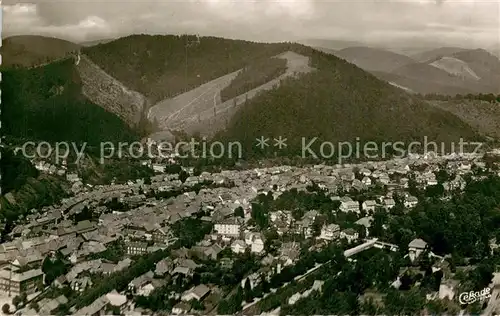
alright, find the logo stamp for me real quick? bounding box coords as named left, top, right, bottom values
left=458, top=287, right=492, bottom=305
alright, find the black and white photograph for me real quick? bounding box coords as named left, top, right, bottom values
left=1, top=0, right=500, bottom=315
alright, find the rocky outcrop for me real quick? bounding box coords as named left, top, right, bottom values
left=76, top=54, right=147, bottom=128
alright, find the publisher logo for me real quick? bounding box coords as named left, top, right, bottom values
left=458, top=287, right=492, bottom=305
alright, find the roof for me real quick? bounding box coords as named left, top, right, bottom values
left=409, top=238, right=427, bottom=249
left=106, top=290, right=127, bottom=307
left=0, top=268, right=43, bottom=282
left=187, top=284, right=210, bottom=299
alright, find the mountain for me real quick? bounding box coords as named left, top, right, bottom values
left=4, top=34, right=483, bottom=156
left=411, top=47, right=468, bottom=62
left=371, top=48, right=500, bottom=95
left=370, top=70, right=475, bottom=96
left=332, top=47, right=415, bottom=72
left=451, top=49, right=500, bottom=90
left=82, top=35, right=290, bottom=103
left=215, top=45, right=480, bottom=158
left=2, top=59, right=138, bottom=144
left=1, top=35, right=80, bottom=68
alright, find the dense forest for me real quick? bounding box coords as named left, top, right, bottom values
left=1, top=59, right=138, bottom=145
left=420, top=93, right=500, bottom=102
left=83, top=35, right=291, bottom=103
left=217, top=46, right=480, bottom=159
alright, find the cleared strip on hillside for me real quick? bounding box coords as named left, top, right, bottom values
left=220, top=57, right=288, bottom=102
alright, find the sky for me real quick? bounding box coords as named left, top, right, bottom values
left=3, top=0, right=500, bottom=49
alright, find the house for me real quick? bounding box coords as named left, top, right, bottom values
left=408, top=238, right=428, bottom=262
left=361, top=200, right=377, bottom=212
left=155, top=259, right=174, bottom=276
left=384, top=198, right=396, bottom=210
left=438, top=280, right=459, bottom=300
left=128, top=271, right=154, bottom=294
left=126, top=241, right=148, bottom=256
left=340, top=201, right=359, bottom=213
left=404, top=196, right=418, bottom=208
left=355, top=216, right=373, bottom=238
left=318, top=224, right=340, bottom=241
left=70, top=276, right=93, bottom=292
left=340, top=228, right=359, bottom=243
left=279, top=242, right=301, bottom=266
left=38, top=295, right=68, bottom=315
left=362, top=177, right=372, bottom=186
left=214, top=217, right=241, bottom=237
left=231, top=240, right=247, bottom=254
left=0, top=267, right=44, bottom=296
left=105, top=290, right=128, bottom=312
left=245, top=232, right=265, bottom=254
left=172, top=301, right=191, bottom=315
left=181, top=284, right=211, bottom=302
left=75, top=290, right=127, bottom=316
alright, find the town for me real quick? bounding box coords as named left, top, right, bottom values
left=2, top=147, right=500, bottom=316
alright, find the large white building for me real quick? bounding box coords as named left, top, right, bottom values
left=214, top=218, right=241, bottom=237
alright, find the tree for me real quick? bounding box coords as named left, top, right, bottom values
left=12, top=296, right=21, bottom=309
left=20, top=293, right=27, bottom=306
left=2, top=304, right=10, bottom=315
left=234, top=206, right=244, bottom=218
left=244, top=278, right=253, bottom=302
left=179, top=170, right=189, bottom=183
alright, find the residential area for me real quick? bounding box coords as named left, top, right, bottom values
left=2, top=148, right=500, bottom=315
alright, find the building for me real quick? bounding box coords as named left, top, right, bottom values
left=318, top=224, right=340, bottom=241
left=214, top=217, right=241, bottom=237
left=126, top=241, right=148, bottom=256
left=181, top=284, right=211, bottom=302
left=0, top=267, right=44, bottom=296
left=340, top=201, right=360, bottom=213
left=384, top=198, right=396, bottom=210
left=231, top=240, right=247, bottom=254
left=408, top=238, right=428, bottom=262
left=404, top=196, right=418, bottom=208
left=361, top=200, right=377, bottom=212
left=245, top=232, right=265, bottom=254
left=340, top=228, right=359, bottom=243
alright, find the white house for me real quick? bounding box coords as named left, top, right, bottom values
left=361, top=200, right=377, bottom=212
left=362, top=177, right=372, bottom=186
left=408, top=238, right=428, bottom=262
left=214, top=218, right=241, bottom=237
left=404, top=196, right=418, bottom=208
left=340, top=201, right=359, bottom=213
left=231, top=240, right=247, bottom=254
left=245, top=232, right=265, bottom=254
left=340, top=228, right=359, bottom=243
left=181, top=284, right=210, bottom=302
left=318, top=224, right=340, bottom=241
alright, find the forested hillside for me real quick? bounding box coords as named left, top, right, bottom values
left=218, top=46, right=480, bottom=158
left=1, top=59, right=138, bottom=144
left=83, top=35, right=291, bottom=103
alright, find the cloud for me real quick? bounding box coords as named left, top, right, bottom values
left=2, top=0, right=499, bottom=48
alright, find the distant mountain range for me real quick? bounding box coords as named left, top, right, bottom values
left=314, top=44, right=500, bottom=96
left=2, top=34, right=494, bottom=157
